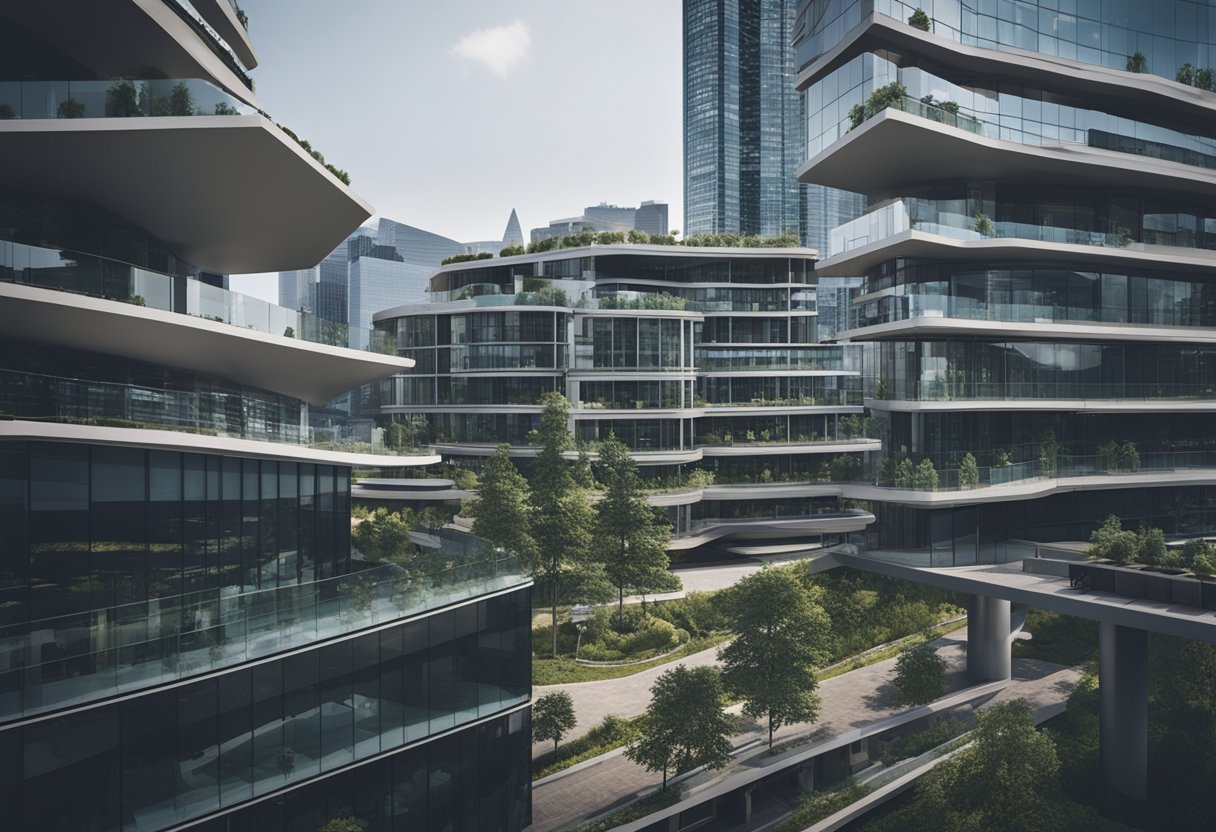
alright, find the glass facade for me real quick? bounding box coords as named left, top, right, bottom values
left=685, top=0, right=865, bottom=248
left=0, top=587, right=531, bottom=831
left=0, top=78, right=254, bottom=121
left=191, top=709, right=532, bottom=832
left=796, top=0, right=1216, bottom=83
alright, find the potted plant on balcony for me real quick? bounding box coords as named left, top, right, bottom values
left=958, top=453, right=979, bottom=489
left=908, top=8, right=931, bottom=30
left=972, top=212, right=995, bottom=237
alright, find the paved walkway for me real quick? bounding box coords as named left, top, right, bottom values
left=527, top=629, right=1082, bottom=832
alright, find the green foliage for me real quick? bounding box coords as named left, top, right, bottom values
left=627, top=228, right=650, bottom=244
left=865, top=700, right=1065, bottom=832
left=874, top=378, right=891, bottom=399
left=530, top=392, right=597, bottom=656
left=848, top=81, right=908, bottom=130
left=626, top=664, right=735, bottom=790
left=533, top=713, right=645, bottom=779
left=972, top=211, right=995, bottom=236
left=569, top=787, right=682, bottom=832
left=892, top=641, right=947, bottom=705
left=57, top=97, right=85, bottom=118
left=912, top=458, right=939, bottom=491
left=275, top=123, right=351, bottom=184
left=106, top=80, right=141, bottom=117
left=1178, top=62, right=1196, bottom=85
left=1012, top=609, right=1098, bottom=666
left=994, top=449, right=1012, bottom=467
left=579, top=614, right=684, bottom=662
left=775, top=783, right=872, bottom=832
left=880, top=714, right=975, bottom=766
left=167, top=81, right=195, bottom=115
left=958, top=452, right=979, bottom=489
left=318, top=818, right=362, bottom=832
left=1087, top=514, right=1155, bottom=564
left=469, top=444, right=534, bottom=558
left=1192, top=550, right=1216, bottom=578
left=650, top=591, right=725, bottom=638
left=214, top=102, right=239, bottom=115
left=282, top=325, right=294, bottom=338
left=719, top=566, right=830, bottom=747
left=441, top=251, right=494, bottom=265
left=499, top=243, right=526, bottom=257
left=532, top=635, right=729, bottom=685
left=1126, top=51, right=1147, bottom=73
left=352, top=507, right=414, bottom=564
left=533, top=690, right=577, bottom=758
left=1137, top=526, right=1166, bottom=565
left=908, top=8, right=931, bottom=30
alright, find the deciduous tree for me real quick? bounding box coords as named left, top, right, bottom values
left=469, top=444, right=534, bottom=559
left=719, top=567, right=831, bottom=749
left=626, top=664, right=734, bottom=790
left=533, top=690, right=577, bottom=760
left=892, top=640, right=947, bottom=706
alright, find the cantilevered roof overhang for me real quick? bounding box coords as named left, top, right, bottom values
left=815, top=230, right=1216, bottom=277
left=797, top=109, right=1216, bottom=201
left=0, top=116, right=372, bottom=275
left=795, top=12, right=1216, bottom=137
left=0, top=0, right=261, bottom=107
left=0, top=283, right=414, bottom=406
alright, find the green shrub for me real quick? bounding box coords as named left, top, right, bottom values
left=908, top=8, right=931, bottom=31
left=651, top=591, right=726, bottom=637
left=441, top=251, right=494, bottom=265
left=881, top=714, right=975, bottom=765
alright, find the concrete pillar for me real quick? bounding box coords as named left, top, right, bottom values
left=1099, top=622, right=1148, bottom=800
left=966, top=594, right=1012, bottom=682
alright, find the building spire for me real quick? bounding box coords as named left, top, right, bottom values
left=502, top=208, right=524, bottom=246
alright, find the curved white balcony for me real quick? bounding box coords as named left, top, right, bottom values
left=669, top=510, right=875, bottom=551
left=798, top=107, right=1216, bottom=201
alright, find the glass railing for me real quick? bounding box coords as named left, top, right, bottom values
left=0, top=537, right=526, bottom=721
left=884, top=378, right=1216, bottom=402
left=829, top=199, right=1128, bottom=259
left=697, top=348, right=851, bottom=373
left=1, top=239, right=355, bottom=348
left=689, top=509, right=865, bottom=530
left=0, top=78, right=255, bottom=121
left=869, top=450, right=1216, bottom=492
left=700, top=390, right=864, bottom=407
left=852, top=292, right=1216, bottom=333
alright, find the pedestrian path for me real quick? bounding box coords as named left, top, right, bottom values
left=527, top=629, right=1082, bottom=832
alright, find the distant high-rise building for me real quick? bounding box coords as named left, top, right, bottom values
left=530, top=201, right=669, bottom=242
left=683, top=0, right=864, bottom=251
left=635, top=200, right=670, bottom=235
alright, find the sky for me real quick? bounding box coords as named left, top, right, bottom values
left=230, top=0, right=684, bottom=301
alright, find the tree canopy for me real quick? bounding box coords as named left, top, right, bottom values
left=593, top=436, right=673, bottom=626
left=626, top=664, right=735, bottom=790
left=469, top=444, right=534, bottom=559
left=718, top=566, right=831, bottom=748
left=533, top=690, right=578, bottom=760
left=892, top=641, right=947, bottom=706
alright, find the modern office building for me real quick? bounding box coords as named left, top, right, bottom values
left=0, top=3, right=532, bottom=830
left=529, top=201, right=670, bottom=243
left=795, top=0, right=1216, bottom=799
left=683, top=0, right=866, bottom=250
left=374, top=245, right=875, bottom=556
left=280, top=213, right=520, bottom=333
left=796, top=0, right=1216, bottom=561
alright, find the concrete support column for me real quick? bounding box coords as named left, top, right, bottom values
left=966, top=594, right=1011, bottom=682
left=1099, top=622, right=1148, bottom=800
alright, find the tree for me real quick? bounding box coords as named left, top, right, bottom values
left=908, top=7, right=931, bottom=30
left=469, top=444, right=534, bottom=559
left=529, top=392, right=595, bottom=657
left=958, top=453, right=979, bottom=489
left=893, top=641, right=947, bottom=705
left=913, top=458, right=939, bottom=491
left=593, top=436, right=672, bottom=627
left=626, top=664, right=734, bottom=791
left=719, top=567, right=831, bottom=749
left=352, top=507, right=414, bottom=565
left=533, top=691, right=577, bottom=760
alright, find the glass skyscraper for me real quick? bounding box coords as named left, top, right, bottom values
left=684, top=0, right=865, bottom=250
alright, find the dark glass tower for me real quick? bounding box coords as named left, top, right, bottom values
left=684, top=0, right=865, bottom=249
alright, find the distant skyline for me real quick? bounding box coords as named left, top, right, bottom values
left=232, top=0, right=683, bottom=301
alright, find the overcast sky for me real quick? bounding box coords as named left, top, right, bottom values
left=231, top=0, right=683, bottom=301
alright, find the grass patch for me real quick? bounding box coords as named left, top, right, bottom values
left=533, top=634, right=729, bottom=685
left=773, top=782, right=872, bottom=832
left=1013, top=608, right=1098, bottom=665
left=533, top=714, right=643, bottom=780
left=570, top=785, right=683, bottom=832
left=817, top=618, right=967, bottom=682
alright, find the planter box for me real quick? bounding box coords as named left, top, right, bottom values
left=1113, top=567, right=1147, bottom=600
left=1203, top=581, right=1216, bottom=612
left=1142, top=569, right=1175, bottom=603
left=1170, top=575, right=1202, bottom=608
